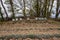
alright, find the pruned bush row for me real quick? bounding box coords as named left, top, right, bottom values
left=0, top=28, right=60, bottom=31
left=0, top=34, right=60, bottom=39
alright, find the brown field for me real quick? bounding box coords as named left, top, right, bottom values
left=0, top=20, right=60, bottom=40
left=0, top=20, right=60, bottom=36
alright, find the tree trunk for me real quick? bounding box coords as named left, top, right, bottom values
left=23, top=0, right=26, bottom=18
left=0, top=7, right=4, bottom=20
left=36, top=0, right=39, bottom=17
left=46, top=0, right=50, bottom=18
left=0, top=0, right=8, bottom=19
left=55, top=0, right=59, bottom=19
left=50, top=0, right=54, bottom=13
left=43, top=0, right=47, bottom=18
left=9, top=0, right=15, bottom=19
left=39, top=0, right=42, bottom=17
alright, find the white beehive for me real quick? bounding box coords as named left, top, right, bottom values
left=20, top=18, right=22, bottom=20
left=16, top=18, right=18, bottom=21
left=12, top=19, right=15, bottom=21
left=27, top=17, right=30, bottom=20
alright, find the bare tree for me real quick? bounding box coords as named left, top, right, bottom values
left=33, top=0, right=40, bottom=17
left=9, top=0, right=15, bottom=19
left=0, top=0, right=8, bottom=19
left=36, top=0, right=40, bottom=17
left=55, top=0, right=60, bottom=19
left=39, top=0, right=42, bottom=17
left=44, top=0, right=51, bottom=18
left=46, top=0, right=50, bottom=18
left=42, top=0, right=47, bottom=18
left=43, top=0, right=54, bottom=18
left=23, top=0, right=26, bottom=18
left=0, top=7, right=4, bottom=20
left=29, top=0, right=34, bottom=18
left=49, top=0, right=54, bottom=15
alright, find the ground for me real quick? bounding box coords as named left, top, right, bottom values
left=0, top=19, right=60, bottom=36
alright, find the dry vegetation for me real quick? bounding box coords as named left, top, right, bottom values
left=0, top=20, right=60, bottom=36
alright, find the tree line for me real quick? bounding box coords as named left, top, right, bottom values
left=0, top=0, right=60, bottom=21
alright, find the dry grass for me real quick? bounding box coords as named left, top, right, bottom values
left=0, top=20, right=60, bottom=36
